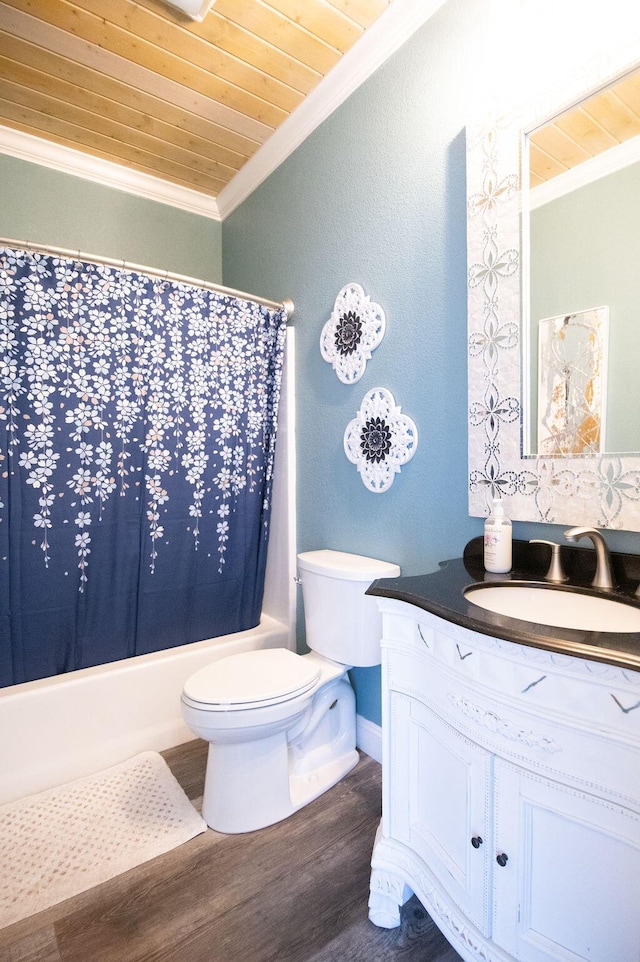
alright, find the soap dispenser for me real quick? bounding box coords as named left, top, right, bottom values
left=484, top=498, right=512, bottom=573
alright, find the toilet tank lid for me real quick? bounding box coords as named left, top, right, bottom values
left=297, top=549, right=400, bottom=582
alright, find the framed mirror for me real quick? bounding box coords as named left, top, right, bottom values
left=467, top=9, right=640, bottom=530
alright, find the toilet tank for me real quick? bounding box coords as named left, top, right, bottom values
left=297, top=550, right=401, bottom=667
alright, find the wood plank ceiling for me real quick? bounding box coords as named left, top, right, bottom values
left=0, top=0, right=391, bottom=201
left=529, top=67, right=640, bottom=187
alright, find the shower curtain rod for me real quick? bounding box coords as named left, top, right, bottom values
left=0, top=237, right=294, bottom=320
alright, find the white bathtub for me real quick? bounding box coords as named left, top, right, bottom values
left=0, top=615, right=291, bottom=805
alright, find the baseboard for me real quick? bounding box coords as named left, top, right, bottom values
left=356, top=714, right=382, bottom=764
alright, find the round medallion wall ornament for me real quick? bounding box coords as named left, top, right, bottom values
left=344, top=388, right=418, bottom=493
left=320, top=283, right=386, bottom=383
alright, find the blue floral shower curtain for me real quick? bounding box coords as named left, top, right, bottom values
left=0, top=247, right=287, bottom=688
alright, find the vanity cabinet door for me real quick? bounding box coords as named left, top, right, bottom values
left=389, top=690, right=492, bottom=934
left=492, top=759, right=640, bottom=962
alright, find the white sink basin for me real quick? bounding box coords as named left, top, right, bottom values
left=464, top=584, right=640, bottom=633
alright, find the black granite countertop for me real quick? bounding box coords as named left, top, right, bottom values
left=367, top=537, right=640, bottom=673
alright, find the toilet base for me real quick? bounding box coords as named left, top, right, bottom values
left=201, top=738, right=359, bottom=833
left=200, top=676, right=359, bottom=833
left=290, top=747, right=359, bottom=812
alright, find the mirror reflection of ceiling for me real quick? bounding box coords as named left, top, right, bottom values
left=529, top=68, right=640, bottom=187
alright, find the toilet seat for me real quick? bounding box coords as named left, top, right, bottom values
left=182, top=648, right=321, bottom=711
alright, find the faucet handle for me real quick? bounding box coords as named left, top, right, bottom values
left=529, top=539, right=568, bottom=583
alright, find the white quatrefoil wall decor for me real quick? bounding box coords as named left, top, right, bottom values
left=320, top=283, right=386, bottom=383
left=344, top=388, right=418, bottom=493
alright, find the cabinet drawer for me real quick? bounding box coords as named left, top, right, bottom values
left=386, top=643, right=640, bottom=809
left=381, top=606, right=640, bottom=745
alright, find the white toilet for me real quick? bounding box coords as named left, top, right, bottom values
left=181, top=549, right=400, bottom=833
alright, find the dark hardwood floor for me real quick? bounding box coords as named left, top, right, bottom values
left=0, top=742, right=462, bottom=962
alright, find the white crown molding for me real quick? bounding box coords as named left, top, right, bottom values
left=215, top=0, right=447, bottom=219
left=530, top=134, right=640, bottom=209
left=0, top=125, right=221, bottom=220
left=0, top=0, right=445, bottom=223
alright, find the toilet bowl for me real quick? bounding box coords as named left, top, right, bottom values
left=181, top=549, right=400, bottom=833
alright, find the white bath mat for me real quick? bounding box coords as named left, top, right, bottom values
left=0, top=751, right=207, bottom=928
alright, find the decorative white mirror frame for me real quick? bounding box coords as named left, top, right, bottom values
left=467, top=12, right=640, bottom=531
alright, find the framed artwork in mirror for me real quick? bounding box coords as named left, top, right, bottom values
left=536, top=306, right=608, bottom=459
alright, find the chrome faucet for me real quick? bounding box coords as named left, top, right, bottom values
left=564, top=527, right=617, bottom=591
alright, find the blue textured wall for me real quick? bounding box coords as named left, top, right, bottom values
left=0, top=154, right=222, bottom=282
left=223, top=0, right=487, bottom=724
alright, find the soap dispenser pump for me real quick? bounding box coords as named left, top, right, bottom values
left=484, top=498, right=512, bottom=573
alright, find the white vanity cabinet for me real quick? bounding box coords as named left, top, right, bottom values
left=369, top=599, right=640, bottom=962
